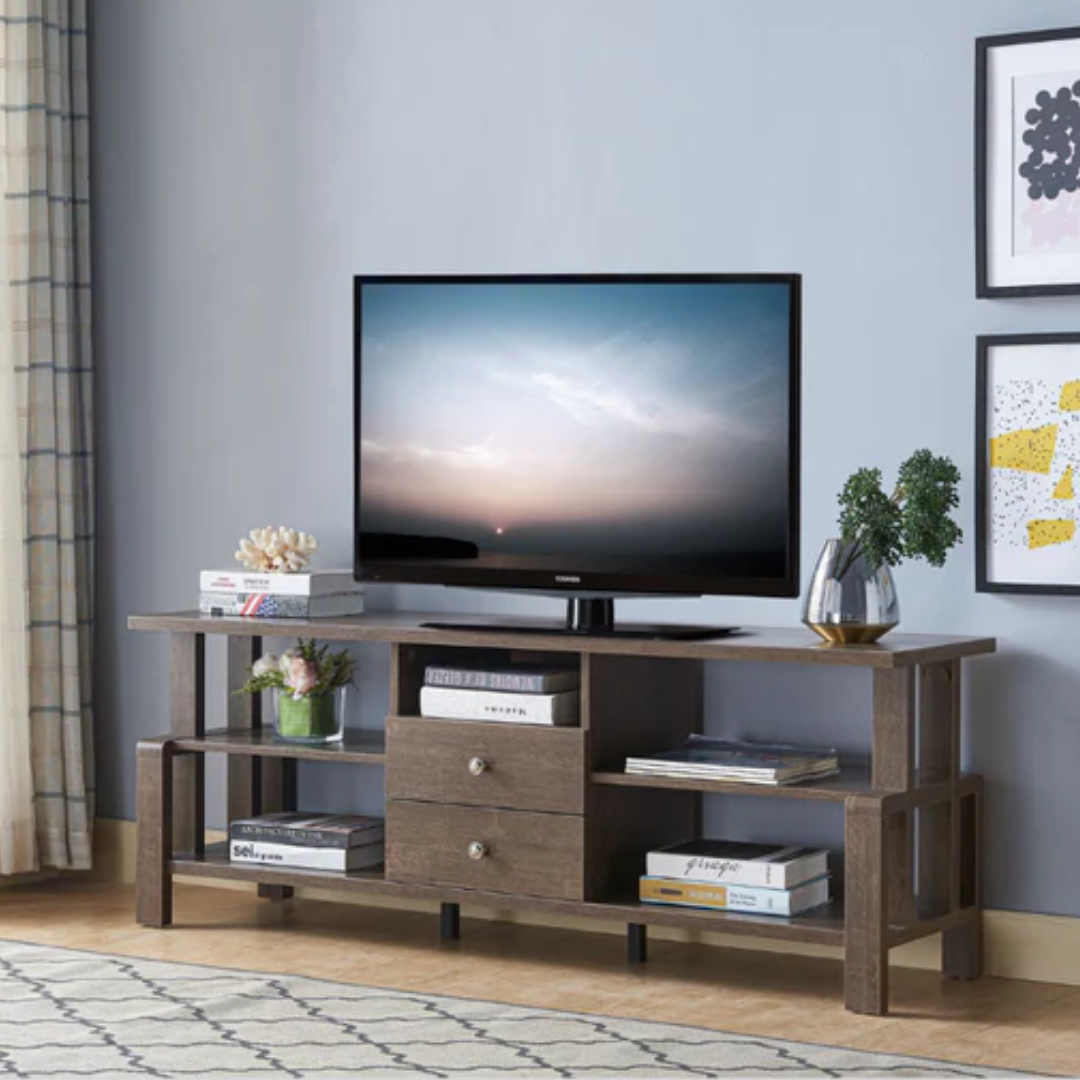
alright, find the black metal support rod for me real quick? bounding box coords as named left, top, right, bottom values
left=628, top=922, right=648, bottom=964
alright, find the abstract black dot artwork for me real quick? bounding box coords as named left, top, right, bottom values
left=1018, top=81, right=1080, bottom=200
left=977, top=26, right=1080, bottom=295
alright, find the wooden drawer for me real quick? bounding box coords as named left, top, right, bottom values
left=386, top=716, right=585, bottom=814
left=386, top=800, right=585, bottom=900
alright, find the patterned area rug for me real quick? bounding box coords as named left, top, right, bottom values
left=0, top=940, right=1024, bottom=1078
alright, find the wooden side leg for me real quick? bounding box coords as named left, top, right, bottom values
left=918, top=660, right=959, bottom=920
left=136, top=738, right=174, bottom=927
left=440, top=902, right=461, bottom=942
left=844, top=796, right=888, bottom=1015
left=170, top=633, right=205, bottom=858
left=227, top=635, right=263, bottom=824
left=259, top=757, right=297, bottom=902
left=873, top=668, right=915, bottom=932
left=943, top=915, right=983, bottom=979
left=943, top=785, right=983, bottom=979
left=628, top=923, right=648, bottom=965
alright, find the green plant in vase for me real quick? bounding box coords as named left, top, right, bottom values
left=235, top=638, right=354, bottom=743
left=803, top=449, right=963, bottom=644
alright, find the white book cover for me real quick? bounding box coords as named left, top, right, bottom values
left=199, top=569, right=362, bottom=596
left=419, top=686, right=580, bottom=726
left=229, top=838, right=383, bottom=871
left=646, top=840, right=829, bottom=889
left=640, top=874, right=830, bottom=916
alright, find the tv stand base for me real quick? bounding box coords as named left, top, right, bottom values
left=421, top=619, right=739, bottom=641
left=423, top=596, right=739, bottom=641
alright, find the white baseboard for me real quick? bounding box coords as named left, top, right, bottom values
left=93, top=818, right=1080, bottom=986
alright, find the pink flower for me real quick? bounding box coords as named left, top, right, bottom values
left=284, top=655, right=318, bottom=696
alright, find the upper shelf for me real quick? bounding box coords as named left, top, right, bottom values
left=128, top=611, right=996, bottom=669
left=170, top=727, right=386, bottom=765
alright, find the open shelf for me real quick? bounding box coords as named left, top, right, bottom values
left=598, top=896, right=845, bottom=945
left=171, top=727, right=386, bottom=764
left=591, top=764, right=872, bottom=802
left=173, top=842, right=394, bottom=893
left=172, top=843, right=845, bottom=946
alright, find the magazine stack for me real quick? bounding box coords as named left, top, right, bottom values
left=625, top=735, right=840, bottom=786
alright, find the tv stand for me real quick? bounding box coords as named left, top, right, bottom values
left=423, top=596, right=739, bottom=641
left=129, top=610, right=995, bottom=1016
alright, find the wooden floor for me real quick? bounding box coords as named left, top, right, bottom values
left=1, top=879, right=1078, bottom=1076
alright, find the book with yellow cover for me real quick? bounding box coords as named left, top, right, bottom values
left=640, top=874, right=829, bottom=916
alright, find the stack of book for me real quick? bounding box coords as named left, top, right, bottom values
left=419, top=660, right=581, bottom=726
left=199, top=569, right=365, bottom=618
left=625, top=735, right=839, bottom=786
left=640, top=839, right=831, bottom=916
left=228, top=812, right=384, bottom=871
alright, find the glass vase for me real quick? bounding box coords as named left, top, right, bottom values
left=801, top=539, right=899, bottom=644
left=272, top=686, right=345, bottom=744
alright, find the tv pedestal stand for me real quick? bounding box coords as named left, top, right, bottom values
left=423, top=596, right=739, bottom=641
left=130, top=610, right=995, bottom=1016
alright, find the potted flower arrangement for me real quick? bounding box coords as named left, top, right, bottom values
left=235, top=638, right=354, bottom=743
left=802, top=449, right=963, bottom=644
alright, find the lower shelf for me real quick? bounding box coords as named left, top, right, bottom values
left=172, top=843, right=846, bottom=947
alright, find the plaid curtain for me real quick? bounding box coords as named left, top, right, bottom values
left=1, top=0, right=94, bottom=870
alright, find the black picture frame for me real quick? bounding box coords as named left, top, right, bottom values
left=976, top=26, right=1080, bottom=297
left=976, top=332, right=1080, bottom=594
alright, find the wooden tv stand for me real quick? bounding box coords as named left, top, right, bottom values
left=129, top=611, right=996, bottom=1015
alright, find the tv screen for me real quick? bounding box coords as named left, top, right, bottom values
left=354, top=273, right=800, bottom=619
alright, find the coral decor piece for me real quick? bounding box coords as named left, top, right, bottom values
left=234, top=526, right=318, bottom=573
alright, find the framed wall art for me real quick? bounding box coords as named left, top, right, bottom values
left=976, top=333, right=1080, bottom=593
left=976, top=26, right=1080, bottom=297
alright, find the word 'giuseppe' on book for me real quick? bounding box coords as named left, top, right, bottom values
left=645, top=838, right=830, bottom=890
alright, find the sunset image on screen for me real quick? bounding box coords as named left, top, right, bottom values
left=358, top=280, right=792, bottom=580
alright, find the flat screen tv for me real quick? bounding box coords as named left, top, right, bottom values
left=354, top=273, right=800, bottom=640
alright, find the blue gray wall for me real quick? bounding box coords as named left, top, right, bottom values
left=92, top=0, right=1080, bottom=916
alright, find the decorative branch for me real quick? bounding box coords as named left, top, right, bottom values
left=836, top=450, right=962, bottom=574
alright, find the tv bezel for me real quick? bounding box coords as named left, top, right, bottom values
left=353, top=272, right=801, bottom=601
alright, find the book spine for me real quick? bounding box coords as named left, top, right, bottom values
left=419, top=686, right=579, bottom=726
left=228, top=839, right=383, bottom=870
left=199, top=592, right=365, bottom=618
left=639, top=875, right=829, bottom=916
left=229, top=823, right=385, bottom=849
left=424, top=667, right=568, bottom=693
left=199, top=570, right=361, bottom=596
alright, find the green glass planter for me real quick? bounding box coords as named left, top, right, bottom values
left=272, top=687, right=345, bottom=744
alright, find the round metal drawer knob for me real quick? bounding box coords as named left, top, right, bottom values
left=467, top=756, right=489, bottom=776
left=467, top=841, right=488, bottom=861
